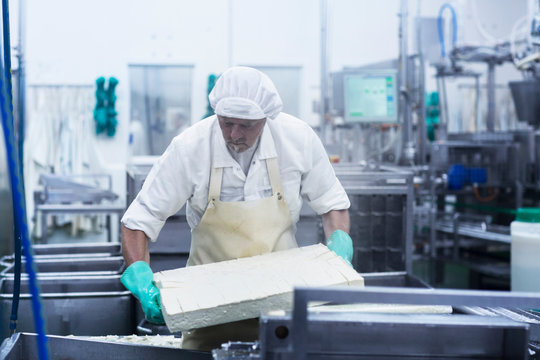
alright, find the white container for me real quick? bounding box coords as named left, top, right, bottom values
left=511, top=208, right=540, bottom=292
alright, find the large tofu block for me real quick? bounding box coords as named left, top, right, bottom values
left=154, top=244, right=364, bottom=332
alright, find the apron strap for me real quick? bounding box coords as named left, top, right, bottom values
left=209, top=159, right=282, bottom=200
left=266, top=158, right=284, bottom=197
left=208, top=167, right=223, bottom=201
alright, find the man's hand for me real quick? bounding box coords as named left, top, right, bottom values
left=121, top=261, right=165, bottom=324
left=327, top=230, right=353, bottom=266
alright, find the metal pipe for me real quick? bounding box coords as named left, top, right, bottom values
left=405, top=172, right=414, bottom=274
left=416, top=34, right=427, bottom=164
left=486, top=61, right=496, bottom=132
left=474, top=75, right=480, bottom=131
left=399, top=0, right=414, bottom=162
left=414, top=1, right=426, bottom=165
left=319, top=0, right=328, bottom=144
left=429, top=165, right=437, bottom=260
left=2, top=0, right=22, bottom=337
left=437, top=75, right=449, bottom=140
left=2, top=0, right=12, bottom=109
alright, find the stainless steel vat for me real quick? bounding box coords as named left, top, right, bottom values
left=0, top=276, right=134, bottom=340
left=362, top=271, right=430, bottom=288
left=0, top=243, right=121, bottom=264
left=1, top=256, right=125, bottom=277
left=0, top=333, right=212, bottom=360
left=30, top=242, right=121, bottom=257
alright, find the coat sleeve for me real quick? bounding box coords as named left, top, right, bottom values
left=300, top=129, right=350, bottom=215
left=121, top=138, right=193, bottom=241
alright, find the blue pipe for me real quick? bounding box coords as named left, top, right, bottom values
left=2, top=0, right=12, bottom=107
left=2, top=0, right=22, bottom=337
left=0, top=32, right=49, bottom=360
left=437, top=3, right=458, bottom=58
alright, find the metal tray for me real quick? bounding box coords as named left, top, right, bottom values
left=0, top=243, right=121, bottom=263
left=0, top=276, right=134, bottom=340
left=259, top=286, right=540, bottom=359
left=32, top=242, right=120, bottom=256
left=361, top=271, right=430, bottom=288
left=0, top=333, right=211, bottom=360
left=1, top=256, right=125, bottom=277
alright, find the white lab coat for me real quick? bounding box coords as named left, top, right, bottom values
left=121, top=112, right=350, bottom=241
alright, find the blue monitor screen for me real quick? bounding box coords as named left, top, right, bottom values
left=343, top=71, right=398, bottom=123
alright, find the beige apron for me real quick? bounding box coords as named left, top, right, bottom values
left=182, top=157, right=297, bottom=351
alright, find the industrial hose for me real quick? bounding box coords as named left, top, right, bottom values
left=0, top=25, right=49, bottom=360
left=2, top=0, right=22, bottom=337
left=437, top=3, right=457, bottom=59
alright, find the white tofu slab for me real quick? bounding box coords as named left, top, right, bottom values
left=154, top=244, right=364, bottom=332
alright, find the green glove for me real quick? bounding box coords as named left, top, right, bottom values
left=121, top=261, right=165, bottom=324
left=327, top=230, right=353, bottom=266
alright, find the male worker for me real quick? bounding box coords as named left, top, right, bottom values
left=120, top=66, right=353, bottom=351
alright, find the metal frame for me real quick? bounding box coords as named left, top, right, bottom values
left=34, top=173, right=123, bottom=243
left=35, top=204, right=124, bottom=243
left=335, top=165, right=414, bottom=274
left=0, top=256, right=125, bottom=278
left=289, top=286, right=540, bottom=360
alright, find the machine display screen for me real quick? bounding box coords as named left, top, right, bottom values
left=343, top=71, right=398, bottom=123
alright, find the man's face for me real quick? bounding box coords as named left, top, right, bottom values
left=218, top=115, right=266, bottom=153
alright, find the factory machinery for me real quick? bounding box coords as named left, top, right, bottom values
left=4, top=2, right=540, bottom=360
left=323, top=0, right=540, bottom=290
left=410, top=2, right=540, bottom=290
left=3, top=284, right=540, bottom=359
left=3, top=152, right=539, bottom=359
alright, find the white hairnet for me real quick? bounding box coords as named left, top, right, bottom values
left=209, top=66, right=283, bottom=120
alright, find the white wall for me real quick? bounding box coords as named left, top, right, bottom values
left=14, top=0, right=530, bottom=204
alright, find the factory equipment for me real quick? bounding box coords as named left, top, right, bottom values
left=5, top=280, right=540, bottom=359
left=342, top=70, right=399, bottom=124
left=0, top=243, right=134, bottom=340
left=0, top=333, right=210, bottom=360
left=333, top=164, right=414, bottom=274
left=408, top=36, right=538, bottom=284
left=327, top=55, right=421, bottom=164
left=1, top=257, right=125, bottom=278
left=0, top=243, right=121, bottom=262
left=2, top=1, right=537, bottom=358
left=395, top=0, right=540, bottom=290
left=509, top=80, right=540, bottom=124
left=313, top=0, right=540, bottom=296
left=0, top=276, right=134, bottom=340
left=33, top=173, right=124, bottom=243
left=259, top=286, right=540, bottom=359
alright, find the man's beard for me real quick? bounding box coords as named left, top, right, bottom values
left=227, top=142, right=247, bottom=153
